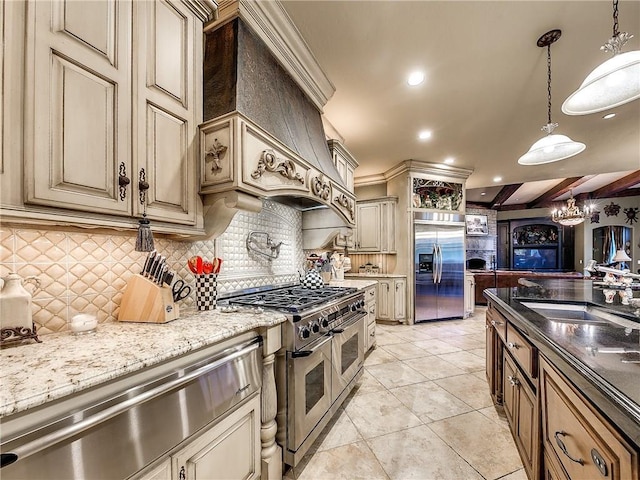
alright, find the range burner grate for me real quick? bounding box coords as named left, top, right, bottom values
left=227, top=286, right=358, bottom=313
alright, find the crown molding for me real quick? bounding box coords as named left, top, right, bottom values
left=207, top=0, right=335, bottom=111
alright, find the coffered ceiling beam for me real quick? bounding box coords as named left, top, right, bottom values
left=490, top=184, right=523, bottom=209
left=590, top=170, right=640, bottom=199
left=528, top=176, right=595, bottom=208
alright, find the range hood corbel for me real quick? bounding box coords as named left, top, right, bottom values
left=198, top=190, right=262, bottom=240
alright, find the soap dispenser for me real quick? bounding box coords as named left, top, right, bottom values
left=0, top=272, right=41, bottom=343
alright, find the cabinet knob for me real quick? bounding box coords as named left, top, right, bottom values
left=507, top=375, right=520, bottom=387
left=179, top=465, right=186, bottom=480
left=507, top=342, right=519, bottom=350
left=118, top=162, right=130, bottom=201
left=554, top=431, right=584, bottom=465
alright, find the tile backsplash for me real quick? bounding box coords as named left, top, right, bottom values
left=0, top=200, right=304, bottom=335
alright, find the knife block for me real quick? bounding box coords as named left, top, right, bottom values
left=118, top=275, right=178, bottom=323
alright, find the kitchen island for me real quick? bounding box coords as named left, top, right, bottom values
left=485, top=279, right=639, bottom=480
left=0, top=309, right=287, bottom=480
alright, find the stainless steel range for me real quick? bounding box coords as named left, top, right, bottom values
left=227, top=285, right=366, bottom=466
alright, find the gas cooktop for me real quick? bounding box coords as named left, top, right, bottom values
left=227, top=286, right=358, bottom=313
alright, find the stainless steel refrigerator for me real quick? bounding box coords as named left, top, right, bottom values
left=414, top=213, right=465, bottom=322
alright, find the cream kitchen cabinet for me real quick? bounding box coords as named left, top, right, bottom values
left=354, top=197, right=397, bottom=253
left=12, top=0, right=212, bottom=228
left=363, top=284, right=377, bottom=351
left=171, top=395, right=261, bottom=480
left=327, top=140, right=358, bottom=194
left=375, top=277, right=406, bottom=322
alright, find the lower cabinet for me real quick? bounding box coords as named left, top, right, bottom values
left=376, top=278, right=406, bottom=322
left=363, top=284, right=377, bottom=351
left=539, top=356, right=637, bottom=480
left=174, top=394, right=260, bottom=480
left=487, top=303, right=639, bottom=480
left=136, top=395, right=261, bottom=480
left=503, top=351, right=539, bottom=480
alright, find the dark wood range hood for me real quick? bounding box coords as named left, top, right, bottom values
left=198, top=8, right=356, bottom=238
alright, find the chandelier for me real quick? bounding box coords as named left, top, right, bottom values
left=518, top=30, right=585, bottom=166
left=562, top=0, right=640, bottom=115
left=551, top=193, right=591, bottom=226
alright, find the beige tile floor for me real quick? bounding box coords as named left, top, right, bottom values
left=284, top=307, right=527, bottom=480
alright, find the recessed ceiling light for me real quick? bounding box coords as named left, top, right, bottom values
left=602, top=113, right=616, bottom=119
left=407, top=71, right=425, bottom=86
left=493, top=176, right=502, bottom=182
left=418, top=130, right=432, bottom=140
left=444, top=157, right=455, bottom=164
left=480, top=192, right=486, bottom=196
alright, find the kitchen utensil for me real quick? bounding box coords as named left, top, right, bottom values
left=162, top=269, right=175, bottom=286
left=143, top=250, right=157, bottom=277
left=202, top=260, right=214, bottom=275
left=187, top=256, right=199, bottom=274
left=150, top=256, right=165, bottom=283
left=148, top=255, right=161, bottom=280
left=172, top=279, right=191, bottom=302
left=156, top=264, right=168, bottom=285
left=197, top=256, right=203, bottom=275
left=214, top=258, right=223, bottom=274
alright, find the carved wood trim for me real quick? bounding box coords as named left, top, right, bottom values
left=334, top=193, right=355, bottom=221
left=311, top=174, right=330, bottom=200
left=204, top=138, right=228, bottom=172
left=251, top=150, right=304, bottom=184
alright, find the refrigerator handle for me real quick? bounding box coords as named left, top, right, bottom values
left=434, top=244, right=441, bottom=284
left=437, top=244, right=443, bottom=283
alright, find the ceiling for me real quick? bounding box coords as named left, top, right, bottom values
left=280, top=1, right=640, bottom=209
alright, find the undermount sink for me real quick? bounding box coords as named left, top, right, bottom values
left=520, top=302, right=640, bottom=331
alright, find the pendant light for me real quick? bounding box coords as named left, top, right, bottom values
left=518, top=30, right=586, bottom=166
left=562, top=0, right=640, bottom=115
left=551, top=190, right=591, bottom=226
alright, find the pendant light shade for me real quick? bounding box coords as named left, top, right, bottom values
left=562, top=0, right=640, bottom=115
left=518, top=129, right=586, bottom=165
left=562, top=50, right=640, bottom=115
left=518, top=30, right=585, bottom=166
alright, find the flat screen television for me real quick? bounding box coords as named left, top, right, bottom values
left=513, top=248, right=558, bottom=270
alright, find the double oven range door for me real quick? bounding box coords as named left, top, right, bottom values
left=286, top=311, right=365, bottom=464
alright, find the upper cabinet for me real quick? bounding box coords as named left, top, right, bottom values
left=327, top=140, right=358, bottom=194
left=25, top=0, right=133, bottom=216
left=354, top=197, right=396, bottom=253
left=3, top=0, right=215, bottom=231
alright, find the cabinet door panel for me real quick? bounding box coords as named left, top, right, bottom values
left=376, top=281, right=391, bottom=320
left=173, top=395, right=260, bottom=480
left=356, top=203, right=381, bottom=251
left=146, top=105, right=187, bottom=210
left=393, top=279, right=406, bottom=320
left=136, top=0, right=197, bottom=224
left=55, top=0, right=115, bottom=62
left=149, top=0, right=188, bottom=105
left=27, top=0, right=131, bottom=215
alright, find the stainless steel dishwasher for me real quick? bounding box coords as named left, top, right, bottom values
left=0, top=337, right=262, bottom=479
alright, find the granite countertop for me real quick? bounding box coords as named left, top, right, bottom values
left=485, top=278, right=640, bottom=445
left=0, top=309, right=287, bottom=418
left=345, top=273, right=407, bottom=278
left=329, top=279, right=378, bottom=289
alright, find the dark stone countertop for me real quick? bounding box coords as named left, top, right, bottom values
left=485, top=279, right=640, bottom=448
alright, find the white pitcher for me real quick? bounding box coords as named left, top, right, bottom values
left=0, top=273, right=40, bottom=330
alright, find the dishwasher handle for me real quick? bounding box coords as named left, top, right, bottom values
left=1, top=341, right=261, bottom=467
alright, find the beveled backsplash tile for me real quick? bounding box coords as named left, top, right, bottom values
left=68, top=263, right=112, bottom=295
left=68, top=233, right=111, bottom=263
left=15, top=263, right=67, bottom=299
left=0, top=228, right=15, bottom=263
left=1, top=199, right=305, bottom=334
left=15, top=230, right=67, bottom=264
